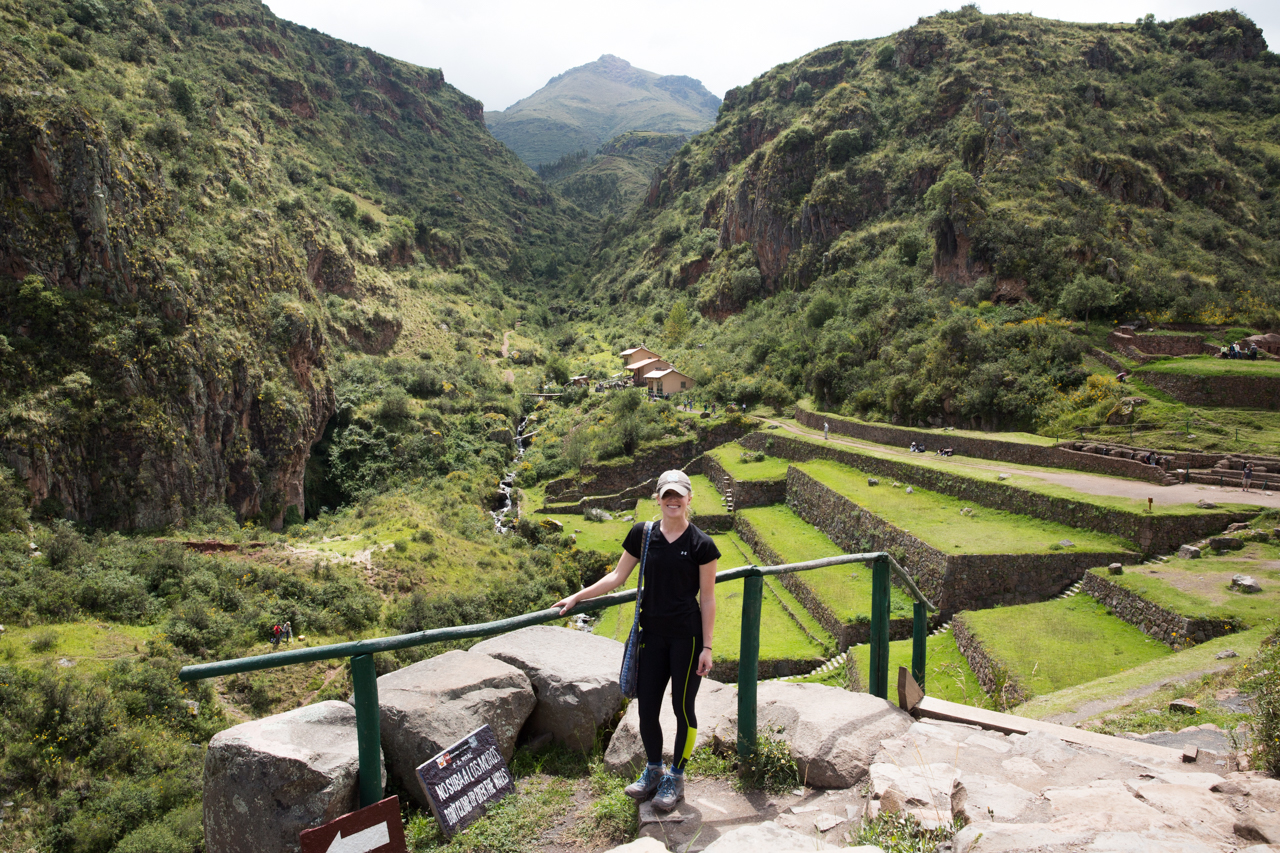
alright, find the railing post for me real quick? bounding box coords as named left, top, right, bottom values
left=869, top=556, right=890, bottom=700
left=351, top=654, right=383, bottom=808
left=737, top=570, right=763, bottom=760
left=911, top=600, right=927, bottom=691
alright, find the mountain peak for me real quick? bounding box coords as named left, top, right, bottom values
left=486, top=57, right=720, bottom=168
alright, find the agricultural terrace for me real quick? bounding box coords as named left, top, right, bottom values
left=704, top=442, right=791, bottom=481
left=793, top=401, right=1057, bottom=446
left=1089, top=536, right=1280, bottom=627
left=773, top=428, right=1237, bottom=516
left=590, top=532, right=828, bottom=665
left=959, top=595, right=1173, bottom=697
left=1138, top=356, right=1280, bottom=378
left=795, top=459, right=1137, bottom=554
left=833, top=630, right=987, bottom=706
left=736, top=505, right=916, bottom=621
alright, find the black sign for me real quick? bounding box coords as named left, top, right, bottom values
left=298, top=795, right=406, bottom=853
left=415, top=724, right=514, bottom=837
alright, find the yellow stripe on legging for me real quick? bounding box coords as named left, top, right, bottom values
left=680, top=636, right=697, bottom=762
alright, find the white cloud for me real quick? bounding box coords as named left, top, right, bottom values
left=263, top=0, right=1278, bottom=111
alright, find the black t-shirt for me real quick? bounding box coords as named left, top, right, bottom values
left=623, top=521, right=721, bottom=638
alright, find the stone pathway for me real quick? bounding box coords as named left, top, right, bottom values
left=619, top=718, right=1280, bottom=852
left=761, top=419, right=1280, bottom=509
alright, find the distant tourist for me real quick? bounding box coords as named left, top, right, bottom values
left=824, top=422, right=830, bottom=440
left=1243, top=462, right=1254, bottom=492
left=282, top=621, right=293, bottom=644
left=554, top=470, right=718, bottom=813
left=270, top=624, right=281, bottom=647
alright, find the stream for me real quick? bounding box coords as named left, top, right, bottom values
left=490, top=414, right=533, bottom=533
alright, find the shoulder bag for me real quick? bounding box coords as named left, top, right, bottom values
left=619, top=521, right=655, bottom=699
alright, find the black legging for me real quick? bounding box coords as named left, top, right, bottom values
left=637, top=632, right=702, bottom=771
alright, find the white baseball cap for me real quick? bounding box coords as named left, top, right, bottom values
left=655, top=470, right=692, bottom=497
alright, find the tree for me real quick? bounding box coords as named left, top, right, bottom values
left=1058, top=273, right=1125, bottom=324
left=663, top=300, right=692, bottom=345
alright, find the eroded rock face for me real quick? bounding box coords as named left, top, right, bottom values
left=470, top=626, right=624, bottom=752
left=203, top=701, right=381, bottom=853
left=756, top=682, right=913, bottom=788
left=371, top=650, right=535, bottom=809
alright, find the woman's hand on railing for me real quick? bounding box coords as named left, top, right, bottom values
left=553, top=594, right=579, bottom=616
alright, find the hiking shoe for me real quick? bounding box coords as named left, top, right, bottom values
left=624, top=765, right=664, bottom=801
left=651, top=772, right=684, bottom=812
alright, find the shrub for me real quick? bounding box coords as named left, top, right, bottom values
left=29, top=629, right=58, bottom=652
left=1245, top=627, right=1280, bottom=775
left=735, top=729, right=799, bottom=793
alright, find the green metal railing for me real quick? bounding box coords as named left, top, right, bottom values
left=180, top=551, right=936, bottom=808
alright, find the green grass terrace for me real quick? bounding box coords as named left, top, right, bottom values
left=959, top=594, right=1173, bottom=698
left=1137, top=355, right=1280, bottom=378
left=1089, top=536, right=1280, bottom=628
left=795, top=459, right=1137, bottom=554
left=704, top=442, right=791, bottom=481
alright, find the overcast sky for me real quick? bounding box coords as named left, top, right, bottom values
left=263, top=1, right=1277, bottom=112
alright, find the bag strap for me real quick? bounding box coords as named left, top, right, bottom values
left=631, top=521, right=656, bottom=627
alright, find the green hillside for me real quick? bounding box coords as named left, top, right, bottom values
left=542, top=131, right=688, bottom=217
left=574, top=9, right=1280, bottom=432
left=0, top=0, right=588, bottom=530
left=485, top=54, right=720, bottom=168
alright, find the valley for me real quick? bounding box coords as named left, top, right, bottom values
left=1, top=1, right=1279, bottom=851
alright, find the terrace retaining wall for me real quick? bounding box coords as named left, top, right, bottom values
left=545, top=420, right=754, bottom=500
left=702, top=452, right=788, bottom=509
left=733, top=512, right=913, bottom=651
left=1138, top=371, right=1280, bottom=411
left=952, top=614, right=1029, bottom=708
left=793, top=406, right=1172, bottom=485
left=784, top=468, right=1134, bottom=617
left=1108, top=330, right=1217, bottom=357
left=1081, top=571, right=1240, bottom=648
left=741, top=432, right=1252, bottom=555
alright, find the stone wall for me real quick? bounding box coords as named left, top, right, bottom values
left=1108, top=329, right=1216, bottom=357
left=1139, top=371, right=1280, bottom=411
left=733, top=512, right=914, bottom=651
left=742, top=432, right=1253, bottom=555
left=544, top=420, right=756, bottom=501
left=784, top=468, right=1132, bottom=616
left=708, top=656, right=825, bottom=682
left=1081, top=571, right=1240, bottom=647
left=952, top=614, right=1028, bottom=707
left=793, top=406, right=1171, bottom=485
left=703, top=452, right=788, bottom=509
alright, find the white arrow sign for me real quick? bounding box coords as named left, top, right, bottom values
left=325, top=821, right=389, bottom=853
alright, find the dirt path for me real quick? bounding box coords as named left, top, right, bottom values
left=761, top=418, right=1280, bottom=509
left=1041, top=664, right=1235, bottom=726
left=502, top=329, right=512, bottom=358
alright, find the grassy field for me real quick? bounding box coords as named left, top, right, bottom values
left=1015, top=624, right=1272, bottom=721
left=795, top=400, right=1056, bottom=446
left=589, top=533, right=827, bottom=665
left=1089, top=537, right=1280, bottom=627
left=797, top=630, right=987, bottom=706
left=960, top=594, right=1173, bottom=697
left=0, top=621, right=155, bottom=676
left=771, top=425, right=1237, bottom=516
left=797, top=459, right=1137, bottom=554
left=704, top=442, right=792, bottom=481
left=738, top=505, right=917, bottom=621
left=1139, top=356, right=1280, bottom=377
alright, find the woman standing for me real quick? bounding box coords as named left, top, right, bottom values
left=555, top=469, right=719, bottom=812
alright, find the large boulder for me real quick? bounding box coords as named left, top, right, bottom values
left=757, top=682, right=913, bottom=788
left=204, top=701, right=382, bottom=853
left=604, top=678, right=738, bottom=774
left=373, top=650, right=535, bottom=809
left=471, top=625, right=625, bottom=751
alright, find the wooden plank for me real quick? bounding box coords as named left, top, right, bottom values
left=897, top=666, right=924, bottom=712
left=914, top=696, right=1184, bottom=763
